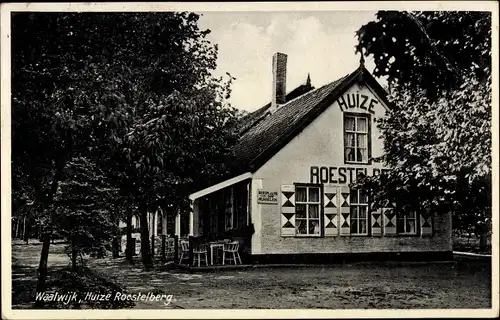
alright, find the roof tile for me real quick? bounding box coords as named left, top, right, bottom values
left=230, top=72, right=352, bottom=170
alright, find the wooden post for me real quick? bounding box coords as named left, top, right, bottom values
left=188, top=236, right=194, bottom=267
left=161, top=211, right=167, bottom=236
left=247, top=182, right=251, bottom=225
left=189, top=210, right=194, bottom=236
left=173, top=235, right=179, bottom=264
left=175, top=212, right=181, bottom=236
left=154, top=210, right=158, bottom=236
left=161, top=235, right=166, bottom=262
left=231, top=186, right=235, bottom=229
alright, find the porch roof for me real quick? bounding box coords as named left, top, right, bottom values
left=189, top=172, right=252, bottom=201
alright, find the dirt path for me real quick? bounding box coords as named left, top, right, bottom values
left=88, top=255, right=492, bottom=309
left=12, top=242, right=492, bottom=309
left=11, top=241, right=70, bottom=309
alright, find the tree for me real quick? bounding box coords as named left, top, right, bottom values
left=355, top=11, right=492, bottom=249
left=12, top=12, right=112, bottom=299
left=52, top=157, right=118, bottom=270
left=109, top=72, right=238, bottom=269
left=79, top=13, right=240, bottom=268
left=356, top=11, right=490, bottom=95
left=12, top=11, right=240, bottom=280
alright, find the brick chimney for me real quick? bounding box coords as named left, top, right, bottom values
left=271, top=52, right=287, bottom=111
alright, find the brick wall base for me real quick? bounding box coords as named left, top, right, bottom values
left=250, top=251, right=454, bottom=264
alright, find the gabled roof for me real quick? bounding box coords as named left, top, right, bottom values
left=236, top=82, right=315, bottom=135
left=227, top=65, right=391, bottom=176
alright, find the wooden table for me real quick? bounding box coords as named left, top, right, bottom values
left=209, top=243, right=225, bottom=265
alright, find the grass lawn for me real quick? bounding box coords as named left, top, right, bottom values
left=12, top=241, right=491, bottom=309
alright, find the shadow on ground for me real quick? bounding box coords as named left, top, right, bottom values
left=12, top=242, right=492, bottom=309
left=11, top=264, right=40, bottom=309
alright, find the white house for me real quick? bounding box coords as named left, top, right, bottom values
left=179, top=52, right=452, bottom=263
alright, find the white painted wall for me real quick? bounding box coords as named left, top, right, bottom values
left=250, top=178, right=263, bottom=254
left=255, top=82, right=388, bottom=183
left=249, top=81, right=451, bottom=255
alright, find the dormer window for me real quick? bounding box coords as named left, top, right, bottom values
left=344, top=114, right=370, bottom=164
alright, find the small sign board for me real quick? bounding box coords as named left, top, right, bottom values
left=257, top=190, right=278, bottom=204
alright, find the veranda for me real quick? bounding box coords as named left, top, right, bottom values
left=122, top=177, right=254, bottom=267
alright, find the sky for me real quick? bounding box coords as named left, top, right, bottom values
left=197, top=11, right=380, bottom=112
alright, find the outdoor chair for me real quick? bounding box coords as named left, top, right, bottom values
left=193, top=244, right=208, bottom=267
left=222, top=241, right=242, bottom=265
left=179, top=241, right=190, bottom=264
left=165, top=237, right=175, bottom=260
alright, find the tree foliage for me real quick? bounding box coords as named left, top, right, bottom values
left=52, top=157, right=118, bottom=266
left=355, top=11, right=492, bottom=242
left=356, top=11, right=491, bottom=95
left=12, top=12, right=240, bottom=275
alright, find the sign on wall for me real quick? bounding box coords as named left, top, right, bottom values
left=257, top=190, right=279, bottom=204
left=337, top=93, right=379, bottom=114
left=310, top=166, right=390, bottom=184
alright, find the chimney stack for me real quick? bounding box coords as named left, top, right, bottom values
left=271, top=52, right=287, bottom=111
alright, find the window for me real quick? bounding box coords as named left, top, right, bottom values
left=295, top=186, right=321, bottom=236
left=234, top=183, right=249, bottom=228
left=344, top=114, right=369, bottom=163
left=350, top=189, right=368, bottom=235
left=397, top=211, right=417, bottom=235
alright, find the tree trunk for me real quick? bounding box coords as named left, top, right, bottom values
left=139, top=206, right=153, bottom=269
left=126, top=210, right=133, bottom=263
left=34, top=163, right=63, bottom=304
left=71, top=235, right=77, bottom=271
left=479, top=231, right=488, bottom=252
left=474, top=220, right=489, bottom=252
left=112, top=236, right=120, bottom=258
left=34, top=232, right=51, bottom=308
left=79, top=251, right=85, bottom=267
left=15, top=215, right=20, bottom=239
left=151, top=211, right=155, bottom=260
left=22, top=216, right=27, bottom=243
left=112, top=213, right=121, bottom=259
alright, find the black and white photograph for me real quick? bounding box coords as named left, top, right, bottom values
left=1, top=2, right=498, bottom=319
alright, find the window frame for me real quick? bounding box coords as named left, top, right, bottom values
left=344, top=112, right=372, bottom=165
left=349, top=188, right=369, bottom=236
left=293, top=183, right=323, bottom=237
left=397, top=211, right=419, bottom=235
